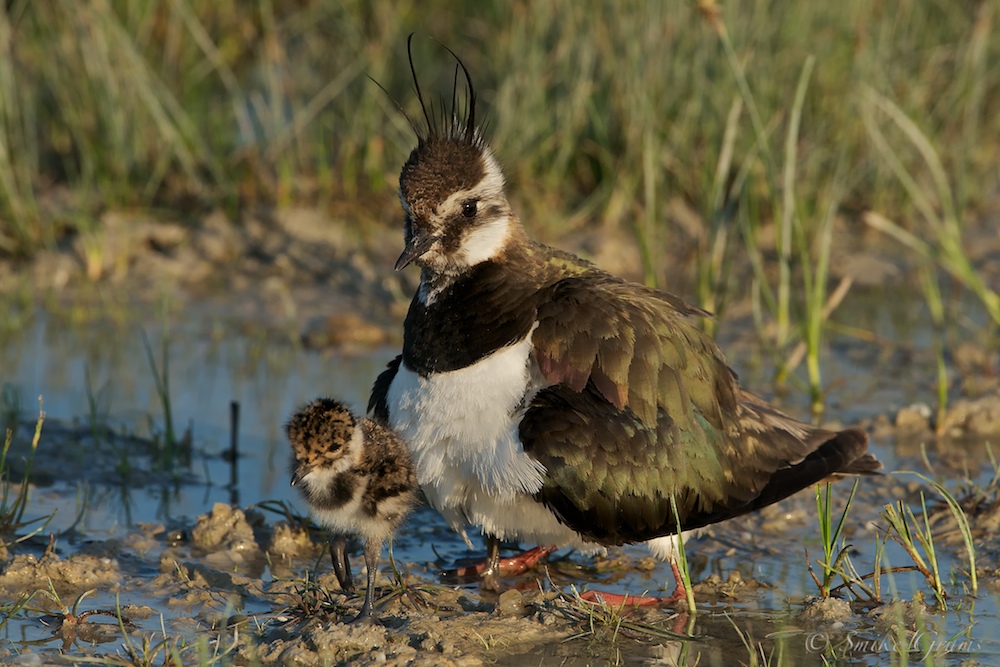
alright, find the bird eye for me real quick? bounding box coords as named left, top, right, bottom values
left=462, top=200, right=478, bottom=218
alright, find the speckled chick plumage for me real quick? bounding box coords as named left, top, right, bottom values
left=287, top=398, right=417, bottom=622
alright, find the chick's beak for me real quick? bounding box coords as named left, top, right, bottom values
left=290, top=465, right=308, bottom=487
left=395, top=226, right=439, bottom=271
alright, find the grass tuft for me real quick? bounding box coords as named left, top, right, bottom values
left=909, top=472, right=978, bottom=596
left=862, top=89, right=1000, bottom=328
left=880, top=495, right=946, bottom=606
left=808, top=480, right=861, bottom=599
left=0, top=3, right=994, bottom=264
left=0, top=396, right=48, bottom=542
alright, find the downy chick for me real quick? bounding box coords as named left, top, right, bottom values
left=287, top=398, right=418, bottom=622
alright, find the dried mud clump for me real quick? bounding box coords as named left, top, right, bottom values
left=938, top=389, right=1000, bottom=438
left=251, top=597, right=573, bottom=667
left=0, top=553, right=121, bottom=601
left=191, top=502, right=260, bottom=554
left=892, top=389, right=1000, bottom=441
left=268, top=522, right=320, bottom=561
left=797, top=596, right=855, bottom=624
left=693, top=571, right=765, bottom=600
left=301, top=312, right=391, bottom=349
left=867, top=599, right=930, bottom=634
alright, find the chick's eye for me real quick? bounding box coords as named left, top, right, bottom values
left=462, top=200, right=478, bottom=218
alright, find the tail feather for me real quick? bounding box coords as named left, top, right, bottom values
left=839, top=452, right=883, bottom=475
left=744, top=427, right=880, bottom=515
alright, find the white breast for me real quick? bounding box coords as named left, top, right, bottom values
left=385, top=333, right=705, bottom=562
left=387, top=333, right=544, bottom=500
left=386, top=331, right=608, bottom=553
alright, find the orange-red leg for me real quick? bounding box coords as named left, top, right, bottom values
left=445, top=541, right=556, bottom=588
left=579, top=559, right=690, bottom=607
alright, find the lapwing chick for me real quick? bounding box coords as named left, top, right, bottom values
left=369, top=37, right=882, bottom=605
left=287, top=398, right=418, bottom=623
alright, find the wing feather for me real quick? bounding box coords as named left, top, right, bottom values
left=533, top=275, right=733, bottom=431
left=525, top=273, right=877, bottom=544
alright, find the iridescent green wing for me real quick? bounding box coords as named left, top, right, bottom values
left=525, top=276, right=858, bottom=540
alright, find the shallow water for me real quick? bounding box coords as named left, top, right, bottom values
left=2, top=292, right=1000, bottom=665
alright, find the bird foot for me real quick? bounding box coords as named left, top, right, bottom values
left=579, top=575, right=688, bottom=608
left=495, top=545, right=556, bottom=576
left=345, top=611, right=377, bottom=626
left=578, top=590, right=674, bottom=607
left=447, top=545, right=555, bottom=578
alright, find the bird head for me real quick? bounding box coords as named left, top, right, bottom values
left=394, top=36, right=515, bottom=277
left=285, top=398, right=356, bottom=486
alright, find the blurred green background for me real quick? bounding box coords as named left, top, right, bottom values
left=1, top=0, right=996, bottom=253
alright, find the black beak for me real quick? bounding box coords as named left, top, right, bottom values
left=395, top=228, right=439, bottom=271
left=290, top=466, right=307, bottom=487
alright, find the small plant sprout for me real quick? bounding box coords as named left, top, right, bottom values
left=872, top=526, right=889, bottom=602
left=911, top=472, right=978, bottom=596
left=669, top=494, right=696, bottom=613
left=382, top=537, right=436, bottom=612
left=140, top=323, right=193, bottom=470
left=808, top=480, right=859, bottom=598
left=0, top=590, right=40, bottom=634
left=730, top=614, right=785, bottom=667
left=915, top=261, right=951, bottom=432
left=879, top=472, right=979, bottom=605
left=880, top=495, right=947, bottom=606
left=1, top=396, right=49, bottom=542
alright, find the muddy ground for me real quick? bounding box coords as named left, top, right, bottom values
left=1, top=387, right=997, bottom=666
left=2, top=203, right=1000, bottom=665
left=1, top=431, right=999, bottom=667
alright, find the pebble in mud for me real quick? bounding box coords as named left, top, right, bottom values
left=496, top=589, right=528, bottom=617
left=895, top=403, right=933, bottom=437
left=758, top=505, right=809, bottom=533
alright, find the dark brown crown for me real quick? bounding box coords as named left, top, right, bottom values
left=398, top=35, right=488, bottom=212
left=399, top=140, right=485, bottom=213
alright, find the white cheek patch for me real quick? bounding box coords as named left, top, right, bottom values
left=459, top=217, right=510, bottom=266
